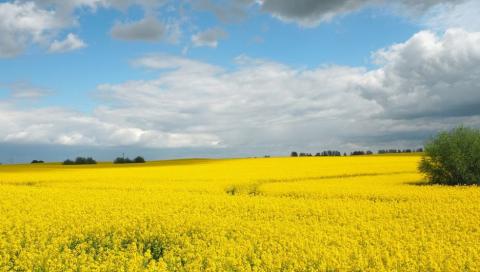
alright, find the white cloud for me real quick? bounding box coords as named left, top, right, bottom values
left=49, top=33, right=87, bottom=53
left=0, top=1, right=67, bottom=57
left=191, top=27, right=227, bottom=48
left=2, top=28, right=480, bottom=153
left=422, top=0, right=480, bottom=31
left=0, top=103, right=220, bottom=148
left=88, top=29, right=480, bottom=150
left=96, top=54, right=379, bottom=150
left=0, top=0, right=169, bottom=57
left=361, top=28, right=480, bottom=119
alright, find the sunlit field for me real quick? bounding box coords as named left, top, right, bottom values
left=1, top=155, right=479, bottom=271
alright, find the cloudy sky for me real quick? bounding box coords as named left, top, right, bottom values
left=1, top=0, right=480, bottom=162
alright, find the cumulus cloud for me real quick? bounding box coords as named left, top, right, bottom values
left=49, top=33, right=87, bottom=53
left=90, top=29, right=480, bottom=150
left=191, top=27, right=228, bottom=48
left=111, top=17, right=166, bottom=42
left=2, top=28, right=480, bottom=154
left=0, top=1, right=67, bottom=57
left=360, top=28, right=480, bottom=119
left=0, top=103, right=220, bottom=148
left=0, top=0, right=170, bottom=57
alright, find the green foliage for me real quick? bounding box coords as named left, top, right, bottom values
left=419, top=126, right=480, bottom=185
left=133, top=156, right=146, bottom=163
left=113, top=156, right=146, bottom=164
left=114, top=157, right=131, bottom=164
left=63, top=159, right=74, bottom=165
left=31, top=160, right=44, bottom=164
left=63, top=157, right=97, bottom=165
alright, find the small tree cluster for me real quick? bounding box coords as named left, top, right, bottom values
left=419, top=126, right=480, bottom=185
left=292, top=150, right=343, bottom=157
left=113, top=156, right=146, bottom=164
left=31, top=160, right=44, bottom=164
left=63, top=157, right=97, bottom=165
left=351, top=150, right=373, bottom=156
left=315, top=150, right=342, bottom=156
left=378, top=148, right=423, bottom=154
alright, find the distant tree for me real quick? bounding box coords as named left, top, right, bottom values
left=419, top=126, right=480, bottom=185
left=133, top=156, right=146, bottom=163
left=85, top=157, right=97, bottom=164
left=114, top=156, right=146, bottom=164
left=317, top=150, right=342, bottom=157
left=31, top=160, right=44, bottom=164
left=291, top=151, right=298, bottom=157
left=63, top=159, right=74, bottom=165
left=63, top=157, right=96, bottom=165
left=75, top=157, right=86, bottom=164
left=114, top=157, right=126, bottom=164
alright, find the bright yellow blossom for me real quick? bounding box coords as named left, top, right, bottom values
left=0, top=155, right=479, bottom=271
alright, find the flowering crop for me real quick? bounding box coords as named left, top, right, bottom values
left=0, top=156, right=479, bottom=271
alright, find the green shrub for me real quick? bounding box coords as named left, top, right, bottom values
left=114, top=156, right=145, bottom=164
left=63, top=159, right=75, bottom=165
left=133, top=156, right=146, bottom=163
left=63, top=157, right=97, bottom=165
left=419, top=126, right=480, bottom=185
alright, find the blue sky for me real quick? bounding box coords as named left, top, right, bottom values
left=1, top=0, right=480, bottom=162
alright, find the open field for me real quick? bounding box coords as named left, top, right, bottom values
left=1, top=155, right=479, bottom=271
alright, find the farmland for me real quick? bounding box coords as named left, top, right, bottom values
left=0, top=155, right=479, bottom=271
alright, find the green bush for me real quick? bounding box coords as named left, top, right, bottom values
left=113, top=156, right=145, bottom=164
left=133, top=156, right=146, bottom=163
left=63, top=157, right=97, bottom=165
left=419, top=126, right=480, bottom=185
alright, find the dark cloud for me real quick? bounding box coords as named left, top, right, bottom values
left=260, top=0, right=374, bottom=26
left=194, top=0, right=473, bottom=28
left=111, top=17, right=166, bottom=42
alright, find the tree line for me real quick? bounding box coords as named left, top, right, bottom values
left=63, top=157, right=97, bottom=165
left=291, top=148, right=423, bottom=157
left=113, top=156, right=145, bottom=164
left=59, top=156, right=146, bottom=165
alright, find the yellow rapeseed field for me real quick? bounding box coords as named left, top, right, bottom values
left=1, top=155, right=479, bottom=271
